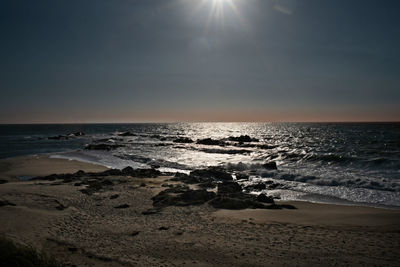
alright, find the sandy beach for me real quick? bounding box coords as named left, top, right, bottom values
left=1, top=155, right=399, bottom=266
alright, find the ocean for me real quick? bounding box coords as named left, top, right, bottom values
left=1, top=123, right=399, bottom=208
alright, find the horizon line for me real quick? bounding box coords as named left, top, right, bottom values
left=0, top=121, right=399, bottom=125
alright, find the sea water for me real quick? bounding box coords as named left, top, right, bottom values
left=1, top=123, right=399, bottom=208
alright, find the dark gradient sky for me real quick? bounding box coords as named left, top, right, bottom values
left=1, top=0, right=399, bottom=123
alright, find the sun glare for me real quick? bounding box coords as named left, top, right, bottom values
left=193, top=0, right=245, bottom=31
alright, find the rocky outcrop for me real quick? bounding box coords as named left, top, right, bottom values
left=152, top=186, right=216, bottom=208
left=228, top=135, right=259, bottom=143
left=190, top=167, right=233, bottom=181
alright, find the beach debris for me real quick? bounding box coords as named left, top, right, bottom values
left=0, top=179, right=8, bottom=184
left=158, top=226, right=169, bottom=231
left=131, top=231, right=140, bottom=236
left=173, top=137, right=194, bottom=143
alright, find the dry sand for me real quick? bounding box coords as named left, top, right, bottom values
left=0, top=156, right=399, bottom=266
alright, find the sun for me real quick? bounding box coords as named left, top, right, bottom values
left=202, top=0, right=244, bottom=29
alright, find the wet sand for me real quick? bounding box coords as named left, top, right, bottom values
left=0, top=155, right=399, bottom=266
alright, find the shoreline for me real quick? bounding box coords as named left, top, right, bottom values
left=1, top=153, right=398, bottom=210
left=1, top=155, right=400, bottom=266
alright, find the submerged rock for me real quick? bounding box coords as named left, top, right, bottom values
left=173, top=137, right=194, bottom=143
left=263, top=161, right=278, bottom=170
left=196, top=138, right=225, bottom=146
left=68, top=131, right=85, bottom=137
left=228, top=135, right=259, bottom=143
left=84, top=143, right=124, bottom=151
left=118, top=131, right=136, bottom=137
left=48, top=135, right=69, bottom=140
left=235, top=173, right=249, bottom=180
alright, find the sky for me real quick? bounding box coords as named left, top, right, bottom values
left=0, top=0, right=399, bottom=123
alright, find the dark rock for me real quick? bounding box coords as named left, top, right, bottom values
left=0, top=179, right=8, bottom=184
left=228, top=135, right=259, bottom=142
left=173, top=137, right=194, bottom=143
left=121, top=166, right=134, bottom=174
left=75, top=170, right=85, bottom=176
left=263, top=162, right=277, bottom=170
left=152, top=188, right=215, bottom=208
left=131, top=231, right=140, bottom=236
left=79, top=179, right=114, bottom=195
left=84, top=144, right=123, bottom=151
left=236, top=173, right=249, bottom=180
left=256, top=194, right=274, bottom=204
left=142, top=208, right=160, bottom=215
left=110, top=194, right=119, bottom=199
left=55, top=201, right=67, bottom=210
left=140, top=183, right=146, bottom=187
left=158, top=226, right=169, bottom=230
left=196, top=138, right=225, bottom=146
left=172, top=173, right=202, bottom=184
left=217, top=182, right=242, bottom=195
left=254, top=183, right=267, bottom=190
left=198, top=180, right=217, bottom=189
left=190, top=167, right=233, bottom=181
left=118, top=131, right=136, bottom=137
left=69, top=131, right=85, bottom=137
left=48, top=135, right=69, bottom=140
left=96, top=167, right=160, bottom=178
left=125, top=168, right=161, bottom=178
left=257, top=144, right=277, bottom=150
left=244, top=183, right=266, bottom=191
left=266, top=183, right=281, bottom=190
left=0, top=200, right=16, bottom=207
left=114, top=204, right=130, bottom=209
left=68, top=247, right=78, bottom=252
